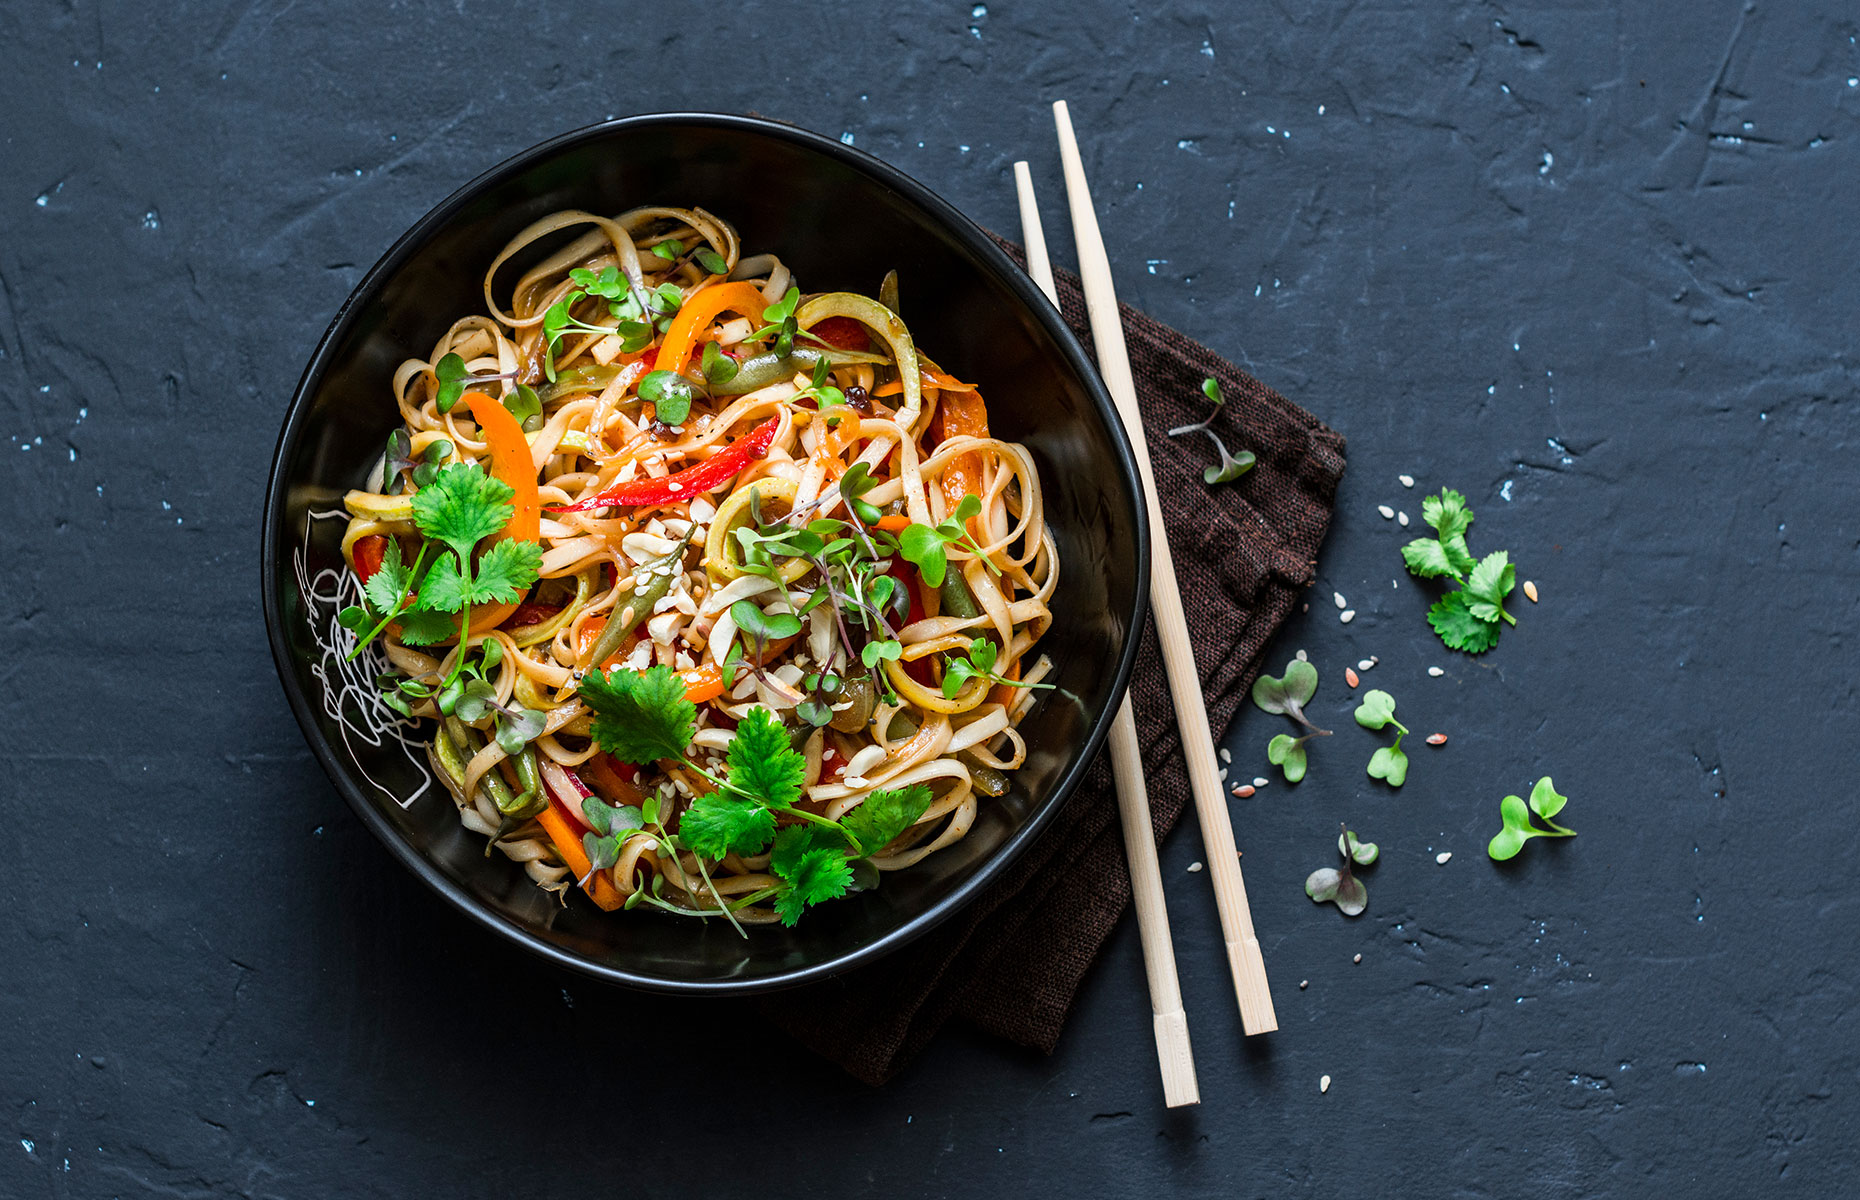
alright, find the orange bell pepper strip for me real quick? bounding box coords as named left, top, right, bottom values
left=536, top=803, right=625, bottom=911
left=464, top=391, right=541, bottom=634
left=936, top=388, right=992, bottom=524
left=576, top=616, right=729, bottom=704
left=873, top=513, right=913, bottom=533
left=654, top=281, right=770, bottom=379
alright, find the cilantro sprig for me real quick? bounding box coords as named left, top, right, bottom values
left=1402, top=488, right=1518, bottom=654
left=578, top=664, right=934, bottom=926
left=1353, top=689, right=1410, bottom=787
left=1487, top=777, right=1576, bottom=861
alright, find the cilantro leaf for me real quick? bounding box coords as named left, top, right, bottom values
left=1422, top=488, right=1474, bottom=542
left=841, top=783, right=933, bottom=857
left=769, top=825, right=855, bottom=926
left=412, top=463, right=514, bottom=555
left=1463, top=550, right=1517, bottom=626
left=678, top=790, right=777, bottom=860
left=417, top=553, right=471, bottom=613
left=361, top=539, right=412, bottom=614
left=726, top=707, right=805, bottom=812
left=1427, top=592, right=1501, bottom=653
left=581, top=664, right=695, bottom=764
left=395, top=608, right=458, bottom=645
left=1400, top=536, right=1461, bottom=580
left=471, top=538, right=542, bottom=604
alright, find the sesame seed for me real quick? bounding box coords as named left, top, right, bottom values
left=1428, top=666, right=1444, bottom=677
left=667, top=481, right=682, bottom=492
left=1333, top=591, right=1347, bottom=609
left=1345, top=667, right=1360, bottom=688
left=1436, top=851, right=1453, bottom=864
left=1299, top=979, right=1309, bottom=989
left=1524, top=579, right=1540, bottom=602
left=1252, top=776, right=1269, bottom=788
left=1233, top=784, right=1256, bottom=798
left=1187, top=861, right=1204, bottom=873
left=1398, top=511, right=1410, bottom=526
left=1399, top=474, right=1414, bottom=487
left=1340, top=609, right=1356, bottom=623
left=1426, top=733, right=1448, bottom=746
left=1219, top=747, right=1231, bottom=763
left=1353, top=953, right=1362, bottom=964
left=1320, top=1074, right=1332, bottom=1093
left=1218, top=768, right=1228, bottom=781
left=1357, top=658, right=1374, bottom=671
left=1377, top=505, right=1394, bottom=519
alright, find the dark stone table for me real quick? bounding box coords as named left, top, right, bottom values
left=5, top=2, right=1854, bottom=1195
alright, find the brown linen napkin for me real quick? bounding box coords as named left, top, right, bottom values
left=760, top=241, right=1346, bottom=1084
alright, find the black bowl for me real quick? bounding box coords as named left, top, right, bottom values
left=262, top=113, right=1148, bottom=994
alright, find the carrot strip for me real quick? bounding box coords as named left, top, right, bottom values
left=655, top=282, right=770, bottom=378
left=536, top=804, right=625, bottom=911
left=465, top=391, right=541, bottom=634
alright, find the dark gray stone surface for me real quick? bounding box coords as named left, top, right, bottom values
left=4, top=1, right=1855, bottom=1195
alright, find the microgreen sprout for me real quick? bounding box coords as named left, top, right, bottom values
left=1487, top=776, right=1576, bottom=861
left=1167, top=377, right=1255, bottom=484
left=1251, top=656, right=1332, bottom=781
left=700, top=340, right=739, bottom=388
left=638, top=369, right=700, bottom=425
left=898, top=494, right=994, bottom=588
left=1352, top=688, right=1410, bottom=787
left=1306, top=823, right=1374, bottom=916
left=382, top=430, right=453, bottom=493
left=746, top=286, right=802, bottom=357
left=939, top=637, right=1056, bottom=701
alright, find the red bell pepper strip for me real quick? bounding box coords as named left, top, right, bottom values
left=550, top=416, right=780, bottom=514
left=353, top=535, right=388, bottom=582
left=806, top=316, right=871, bottom=352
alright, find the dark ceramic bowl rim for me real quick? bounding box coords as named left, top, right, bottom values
left=260, top=112, right=1149, bottom=995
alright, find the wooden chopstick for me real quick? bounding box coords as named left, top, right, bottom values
left=1051, top=100, right=1279, bottom=1036
left=1014, top=161, right=1199, bottom=1108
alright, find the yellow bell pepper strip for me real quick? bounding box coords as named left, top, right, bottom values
left=536, top=803, right=625, bottom=911
left=654, top=281, right=770, bottom=378
left=464, top=391, right=541, bottom=635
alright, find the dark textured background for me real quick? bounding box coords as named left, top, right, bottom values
left=4, top=2, right=1856, bottom=1196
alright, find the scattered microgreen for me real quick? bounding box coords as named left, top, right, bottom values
left=790, top=351, right=846, bottom=411
left=648, top=238, right=685, bottom=263
left=1487, top=776, right=1576, bottom=861
left=1306, top=823, right=1374, bottom=916
left=639, top=369, right=698, bottom=425
left=1402, top=489, right=1519, bottom=654
left=502, top=384, right=543, bottom=433
left=940, top=637, right=1056, bottom=701
left=898, top=494, right=993, bottom=588
left=1166, top=377, right=1255, bottom=485
left=700, top=340, right=739, bottom=387
left=434, top=353, right=469, bottom=413
left=579, top=795, right=645, bottom=883
left=1353, top=688, right=1410, bottom=787
left=543, top=275, right=668, bottom=381
left=695, top=247, right=729, bottom=276
left=746, top=286, right=801, bottom=357
left=1251, top=656, right=1333, bottom=779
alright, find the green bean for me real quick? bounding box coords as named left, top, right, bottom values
left=586, top=534, right=689, bottom=667
left=708, top=345, right=887, bottom=396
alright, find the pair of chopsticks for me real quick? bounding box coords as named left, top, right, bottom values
left=1013, top=101, right=1278, bottom=1107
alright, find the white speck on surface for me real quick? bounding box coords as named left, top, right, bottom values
left=1353, top=953, right=1362, bottom=963
left=19, top=1140, right=32, bottom=1154
left=1219, top=747, right=1231, bottom=764
left=1299, top=979, right=1308, bottom=989
left=1200, top=38, right=1214, bottom=57
left=142, top=208, right=161, bottom=230
left=1539, top=150, right=1554, bottom=175
left=1398, top=511, right=1409, bottom=526
left=1399, top=474, right=1414, bottom=487
left=839, top=131, right=855, bottom=145
left=1252, top=776, right=1268, bottom=788
left=1187, top=861, right=1203, bottom=873
left=1340, top=609, right=1355, bottom=623
left=1428, top=666, right=1445, bottom=677
left=1437, top=852, right=1453, bottom=864
left=1378, top=504, right=1394, bottom=519
left=1357, top=659, right=1374, bottom=671
left=1333, top=591, right=1346, bottom=609
left=1500, top=480, right=1514, bottom=501
left=1320, top=1074, right=1331, bottom=1093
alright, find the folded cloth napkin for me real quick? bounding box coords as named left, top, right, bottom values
left=760, top=241, right=1346, bottom=1084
